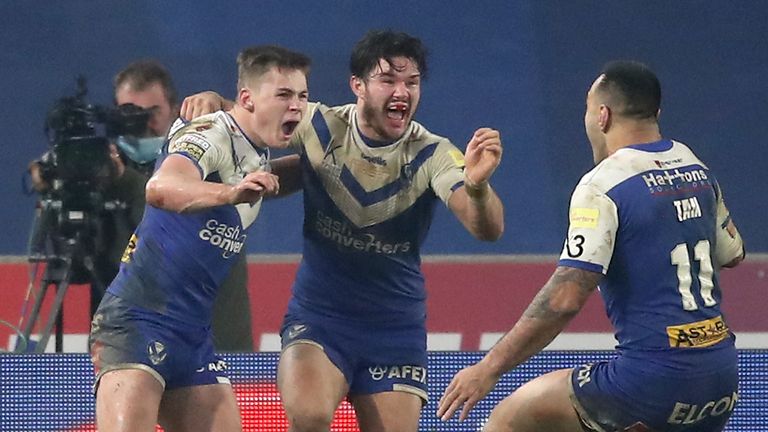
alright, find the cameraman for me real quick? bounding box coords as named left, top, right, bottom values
left=30, top=60, right=254, bottom=352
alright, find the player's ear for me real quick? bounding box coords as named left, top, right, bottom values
left=350, top=75, right=364, bottom=98
left=239, top=88, right=254, bottom=111
left=598, top=105, right=611, bottom=132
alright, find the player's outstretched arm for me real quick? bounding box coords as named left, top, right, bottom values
left=437, top=266, right=601, bottom=422
left=146, top=154, right=278, bottom=213
left=448, top=128, right=504, bottom=241
left=180, top=91, right=234, bottom=120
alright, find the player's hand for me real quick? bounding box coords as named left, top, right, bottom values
left=437, top=362, right=500, bottom=422
left=227, top=171, right=280, bottom=205
left=463, top=128, right=502, bottom=186
left=180, top=91, right=225, bottom=121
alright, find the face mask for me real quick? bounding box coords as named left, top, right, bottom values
left=115, top=136, right=165, bottom=164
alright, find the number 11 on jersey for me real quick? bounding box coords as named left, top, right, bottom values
left=671, top=240, right=716, bottom=311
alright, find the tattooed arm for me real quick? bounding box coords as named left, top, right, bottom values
left=437, top=266, right=602, bottom=421
left=480, top=266, right=601, bottom=374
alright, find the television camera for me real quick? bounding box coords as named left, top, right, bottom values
left=18, top=76, right=154, bottom=353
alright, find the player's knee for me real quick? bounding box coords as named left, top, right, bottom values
left=483, top=416, right=510, bottom=432
left=286, top=408, right=335, bottom=432
left=484, top=409, right=558, bottom=432
left=98, top=400, right=159, bottom=432
left=483, top=399, right=527, bottom=432
left=483, top=380, right=572, bottom=431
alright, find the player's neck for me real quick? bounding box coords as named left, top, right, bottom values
left=228, top=106, right=267, bottom=149
left=607, top=122, right=662, bottom=153
left=355, top=117, right=386, bottom=142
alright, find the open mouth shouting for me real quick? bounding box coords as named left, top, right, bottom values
left=281, top=120, right=300, bottom=138
left=386, top=101, right=409, bottom=124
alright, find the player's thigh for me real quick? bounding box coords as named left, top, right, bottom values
left=211, top=255, right=253, bottom=352
left=158, top=383, right=241, bottom=432
left=484, top=368, right=582, bottom=432
left=96, top=368, right=164, bottom=432
left=350, top=391, right=422, bottom=432
left=278, top=342, right=349, bottom=420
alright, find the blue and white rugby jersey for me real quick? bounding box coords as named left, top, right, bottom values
left=288, top=103, right=467, bottom=324
left=558, top=139, right=738, bottom=369
left=107, top=111, right=269, bottom=326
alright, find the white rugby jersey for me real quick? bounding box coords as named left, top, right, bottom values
left=108, top=112, right=269, bottom=325
left=288, top=103, right=467, bottom=324
left=558, top=139, right=737, bottom=368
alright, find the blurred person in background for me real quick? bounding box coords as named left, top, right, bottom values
left=30, top=59, right=254, bottom=352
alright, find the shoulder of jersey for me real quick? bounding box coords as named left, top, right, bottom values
left=412, top=120, right=449, bottom=144
left=172, top=113, right=230, bottom=140
left=294, top=102, right=352, bottom=134
left=669, top=139, right=709, bottom=169
left=318, top=102, right=354, bottom=125
left=576, top=139, right=707, bottom=193
left=576, top=146, right=644, bottom=192
left=165, top=113, right=232, bottom=161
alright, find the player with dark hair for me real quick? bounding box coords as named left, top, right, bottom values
left=183, top=29, right=505, bottom=432
left=280, top=29, right=503, bottom=432
left=89, top=45, right=310, bottom=432
left=437, top=60, right=745, bottom=432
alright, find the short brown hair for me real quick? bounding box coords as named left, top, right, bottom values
left=237, top=45, right=311, bottom=90
left=113, top=59, right=178, bottom=107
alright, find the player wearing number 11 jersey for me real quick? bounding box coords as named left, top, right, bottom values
left=437, top=61, right=745, bottom=432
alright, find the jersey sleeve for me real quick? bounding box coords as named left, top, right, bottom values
left=167, top=124, right=228, bottom=179
left=558, top=184, right=619, bottom=274
left=429, top=139, right=466, bottom=204
left=713, top=183, right=745, bottom=266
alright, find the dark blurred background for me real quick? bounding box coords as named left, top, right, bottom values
left=1, top=1, right=765, bottom=255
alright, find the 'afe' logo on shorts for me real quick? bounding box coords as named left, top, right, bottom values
left=369, top=366, right=387, bottom=381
